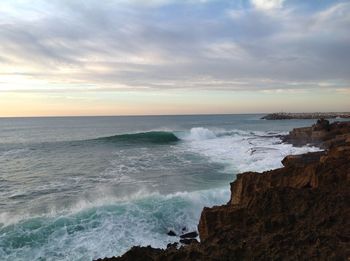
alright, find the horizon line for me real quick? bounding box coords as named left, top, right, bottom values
left=1, top=111, right=350, bottom=119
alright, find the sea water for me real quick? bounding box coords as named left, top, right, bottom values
left=0, top=114, right=322, bottom=260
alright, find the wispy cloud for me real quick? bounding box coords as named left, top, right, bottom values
left=0, top=0, right=349, bottom=94
left=251, top=0, right=285, bottom=10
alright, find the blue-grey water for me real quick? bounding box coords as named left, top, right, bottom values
left=0, top=114, right=322, bottom=260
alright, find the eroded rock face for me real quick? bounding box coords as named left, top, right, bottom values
left=199, top=144, right=350, bottom=243
left=282, top=120, right=350, bottom=147
left=96, top=121, right=350, bottom=261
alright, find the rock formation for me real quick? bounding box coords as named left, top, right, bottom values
left=282, top=119, right=350, bottom=147
left=95, top=120, right=350, bottom=261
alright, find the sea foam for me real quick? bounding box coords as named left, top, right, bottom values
left=0, top=188, right=230, bottom=261
left=0, top=125, right=322, bottom=261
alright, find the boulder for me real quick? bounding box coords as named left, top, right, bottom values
left=167, top=230, right=177, bottom=236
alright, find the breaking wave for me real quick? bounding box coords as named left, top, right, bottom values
left=93, top=131, right=180, bottom=145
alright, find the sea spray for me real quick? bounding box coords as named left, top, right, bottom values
left=178, top=127, right=321, bottom=173
left=0, top=188, right=230, bottom=261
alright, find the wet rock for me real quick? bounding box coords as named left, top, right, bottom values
left=180, top=231, right=198, bottom=239
left=179, top=238, right=198, bottom=245
left=166, top=242, right=178, bottom=249
left=167, top=230, right=177, bottom=236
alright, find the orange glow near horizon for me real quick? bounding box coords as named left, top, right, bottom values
left=1, top=89, right=350, bottom=117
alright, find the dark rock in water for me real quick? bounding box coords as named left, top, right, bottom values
left=96, top=120, right=350, bottom=261
left=249, top=147, right=278, bottom=155
left=167, top=230, right=177, bottom=236
left=94, top=246, right=163, bottom=261
left=180, top=231, right=198, bottom=239
left=182, top=227, right=187, bottom=232
left=179, top=238, right=198, bottom=245
left=166, top=242, right=178, bottom=249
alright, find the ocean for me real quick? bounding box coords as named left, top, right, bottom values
left=0, top=114, right=321, bottom=260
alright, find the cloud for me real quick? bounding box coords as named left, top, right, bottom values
left=0, top=0, right=349, bottom=94
left=335, top=88, right=350, bottom=95
left=251, top=0, right=285, bottom=10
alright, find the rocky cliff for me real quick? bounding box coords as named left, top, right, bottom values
left=96, top=120, right=350, bottom=261
left=282, top=118, right=350, bottom=148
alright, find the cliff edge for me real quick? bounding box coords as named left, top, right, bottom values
left=96, top=120, right=350, bottom=261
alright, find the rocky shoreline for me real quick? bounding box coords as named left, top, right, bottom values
left=261, top=112, right=350, bottom=120
left=96, top=119, right=350, bottom=261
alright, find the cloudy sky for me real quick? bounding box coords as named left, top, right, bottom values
left=1, top=0, right=350, bottom=116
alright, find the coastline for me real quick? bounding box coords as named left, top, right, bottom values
left=96, top=119, right=350, bottom=260
left=261, top=112, right=350, bottom=120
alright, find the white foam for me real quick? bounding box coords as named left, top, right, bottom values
left=179, top=127, right=321, bottom=173
left=180, top=127, right=217, bottom=141
left=0, top=148, right=30, bottom=158
left=0, top=187, right=230, bottom=260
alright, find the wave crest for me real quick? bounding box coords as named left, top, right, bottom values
left=181, top=127, right=217, bottom=141
left=95, top=131, right=179, bottom=145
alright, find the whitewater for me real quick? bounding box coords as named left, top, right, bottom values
left=0, top=115, right=321, bottom=260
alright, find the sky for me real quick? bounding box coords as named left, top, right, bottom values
left=0, top=0, right=350, bottom=116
